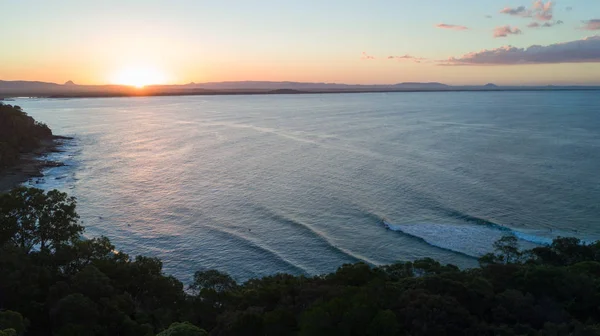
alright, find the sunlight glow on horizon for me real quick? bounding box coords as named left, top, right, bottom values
left=1, top=1, right=600, bottom=85
left=110, top=65, right=168, bottom=88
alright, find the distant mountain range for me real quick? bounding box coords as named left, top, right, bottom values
left=1, top=80, right=598, bottom=98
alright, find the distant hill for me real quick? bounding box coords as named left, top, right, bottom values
left=393, top=82, right=449, bottom=89
left=0, top=80, right=62, bottom=91
left=1, top=80, right=599, bottom=98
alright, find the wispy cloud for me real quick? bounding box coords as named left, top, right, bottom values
left=566, top=6, right=573, bottom=11
left=440, top=35, right=600, bottom=65
left=500, top=6, right=530, bottom=17
left=435, top=23, right=469, bottom=31
left=494, top=25, right=523, bottom=38
left=581, top=19, right=600, bottom=30
left=388, top=55, right=428, bottom=63
left=485, top=15, right=493, bottom=19
left=361, top=52, right=375, bottom=60
left=528, top=20, right=563, bottom=28
left=543, top=20, right=563, bottom=27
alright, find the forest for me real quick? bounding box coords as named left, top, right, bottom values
left=1, top=187, right=600, bottom=335
left=0, top=103, right=53, bottom=170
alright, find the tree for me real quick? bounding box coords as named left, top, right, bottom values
left=157, top=322, right=207, bottom=336
left=189, top=270, right=237, bottom=294
left=0, top=311, right=25, bottom=335
left=50, top=294, right=99, bottom=334
left=480, top=235, right=522, bottom=265
left=0, top=103, right=52, bottom=169
left=367, top=310, right=399, bottom=336
left=0, top=187, right=81, bottom=253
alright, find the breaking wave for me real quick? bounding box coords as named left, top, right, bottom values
left=383, top=220, right=555, bottom=258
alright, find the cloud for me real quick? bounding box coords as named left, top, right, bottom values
left=388, top=55, right=428, bottom=63
left=494, top=25, right=523, bottom=37
left=499, top=1, right=554, bottom=21
left=533, top=0, right=554, bottom=21
left=581, top=19, right=600, bottom=31
left=500, top=6, right=530, bottom=17
left=528, top=20, right=563, bottom=28
left=566, top=6, right=573, bottom=11
left=543, top=20, right=563, bottom=27
left=436, top=23, right=469, bottom=30
left=440, top=35, right=600, bottom=65
left=361, top=52, right=375, bottom=60
left=485, top=15, right=493, bottom=19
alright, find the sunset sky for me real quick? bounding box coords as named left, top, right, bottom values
left=1, top=0, right=599, bottom=85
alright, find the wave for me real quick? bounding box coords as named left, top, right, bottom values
left=383, top=220, right=555, bottom=258
left=199, top=224, right=309, bottom=275
left=251, top=204, right=379, bottom=265
left=439, top=208, right=559, bottom=246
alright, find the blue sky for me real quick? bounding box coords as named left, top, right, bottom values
left=1, top=0, right=599, bottom=85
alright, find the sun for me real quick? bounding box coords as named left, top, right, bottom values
left=111, top=66, right=167, bottom=88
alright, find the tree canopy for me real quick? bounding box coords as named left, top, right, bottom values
left=0, top=103, right=52, bottom=169
left=2, top=187, right=600, bottom=335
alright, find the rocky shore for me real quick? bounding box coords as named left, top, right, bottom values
left=0, top=135, right=72, bottom=192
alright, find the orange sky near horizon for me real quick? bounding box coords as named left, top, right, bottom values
left=1, top=0, right=599, bottom=86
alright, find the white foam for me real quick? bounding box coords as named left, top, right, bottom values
left=385, top=221, right=553, bottom=257
left=512, top=231, right=554, bottom=246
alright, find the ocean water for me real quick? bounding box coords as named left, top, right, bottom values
left=13, top=91, right=600, bottom=282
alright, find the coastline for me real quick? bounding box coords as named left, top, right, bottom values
left=1, top=86, right=600, bottom=100
left=0, top=136, right=72, bottom=192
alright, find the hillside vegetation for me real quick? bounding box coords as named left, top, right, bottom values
left=0, top=103, right=52, bottom=169
left=1, top=187, right=600, bottom=335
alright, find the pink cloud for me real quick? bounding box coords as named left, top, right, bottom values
left=500, top=1, right=554, bottom=21
left=436, top=23, right=469, bottom=31
left=493, top=25, right=523, bottom=38
left=581, top=19, right=600, bottom=30
left=533, top=0, right=554, bottom=21
left=361, top=52, right=375, bottom=60
left=439, top=35, right=600, bottom=65
left=388, top=55, right=428, bottom=63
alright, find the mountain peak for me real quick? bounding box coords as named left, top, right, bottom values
left=64, top=80, right=76, bottom=86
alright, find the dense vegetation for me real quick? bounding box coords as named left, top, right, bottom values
left=0, top=103, right=52, bottom=169
left=2, top=187, right=600, bottom=335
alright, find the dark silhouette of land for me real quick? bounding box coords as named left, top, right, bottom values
left=1, top=80, right=598, bottom=99
left=2, top=186, right=600, bottom=335
left=0, top=103, right=70, bottom=191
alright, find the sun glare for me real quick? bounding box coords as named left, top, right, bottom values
left=111, top=66, right=167, bottom=88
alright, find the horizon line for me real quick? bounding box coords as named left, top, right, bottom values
left=2, top=79, right=600, bottom=87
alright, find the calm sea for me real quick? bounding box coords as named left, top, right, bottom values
left=14, top=91, right=600, bottom=282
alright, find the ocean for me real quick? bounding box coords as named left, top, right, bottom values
left=13, top=91, right=600, bottom=282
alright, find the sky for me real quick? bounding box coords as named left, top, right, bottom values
left=1, top=0, right=599, bottom=85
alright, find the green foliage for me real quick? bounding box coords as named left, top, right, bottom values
left=480, top=235, right=522, bottom=265
left=0, top=311, right=25, bottom=335
left=3, top=187, right=600, bottom=335
left=0, top=103, right=52, bottom=169
left=0, top=187, right=81, bottom=253
left=189, top=269, right=237, bottom=294
left=0, top=329, right=17, bottom=336
left=156, top=322, right=208, bottom=336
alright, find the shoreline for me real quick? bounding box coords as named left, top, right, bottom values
left=0, top=136, right=72, bottom=192
left=2, top=87, right=600, bottom=100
